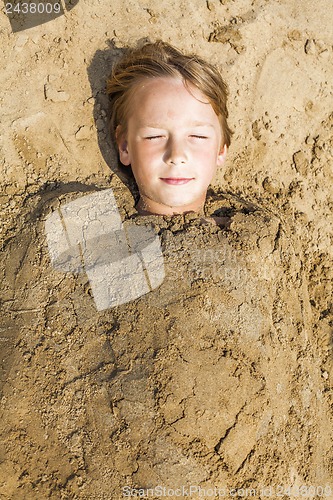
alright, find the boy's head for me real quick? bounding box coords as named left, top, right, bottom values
left=107, top=40, right=232, bottom=215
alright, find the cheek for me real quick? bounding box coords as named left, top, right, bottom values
left=132, top=143, right=157, bottom=163
left=196, top=147, right=220, bottom=180
left=130, top=146, right=158, bottom=183
left=195, top=145, right=219, bottom=165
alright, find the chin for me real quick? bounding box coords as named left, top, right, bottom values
left=160, top=191, right=200, bottom=205
left=162, top=199, right=197, bottom=209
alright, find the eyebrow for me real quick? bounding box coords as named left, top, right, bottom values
left=140, top=122, right=215, bottom=129
left=189, top=122, right=215, bottom=128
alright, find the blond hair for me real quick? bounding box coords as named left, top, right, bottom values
left=107, top=40, right=232, bottom=147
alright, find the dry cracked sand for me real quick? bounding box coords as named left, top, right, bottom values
left=0, top=0, right=332, bottom=499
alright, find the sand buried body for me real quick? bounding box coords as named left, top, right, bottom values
left=0, top=0, right=332, bottom=497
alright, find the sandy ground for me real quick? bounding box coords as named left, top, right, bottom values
left=0, top=0, right=332, bottom=498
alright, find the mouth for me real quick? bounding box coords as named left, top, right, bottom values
left=160, top=177, right=194, bottom=185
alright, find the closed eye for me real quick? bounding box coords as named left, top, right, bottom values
left=144, top=135, right=164, bottom=140
left=190, top=135, right=208, bottom=139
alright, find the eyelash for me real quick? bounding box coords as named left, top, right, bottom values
left=144, top=135, right=208, bottom=140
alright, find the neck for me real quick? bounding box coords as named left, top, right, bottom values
left=136, top=195, right=206, bottom=216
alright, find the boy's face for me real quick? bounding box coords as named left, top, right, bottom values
left=116, top=77, right=227, bottom=215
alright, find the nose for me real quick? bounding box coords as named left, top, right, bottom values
left=164, top=136, right=187, bottom=166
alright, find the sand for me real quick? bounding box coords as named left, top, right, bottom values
left=0, top=0, right=332, bottom=498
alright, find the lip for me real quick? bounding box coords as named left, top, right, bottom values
left=160, top=177, right=194, bottom=185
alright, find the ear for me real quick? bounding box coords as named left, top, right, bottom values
left=116, top=125, right=131, bottom=166
left=217, top=144, right=227, bottom=167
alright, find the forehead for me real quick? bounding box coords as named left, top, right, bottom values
left=126, top=77, right=218, bottom=126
